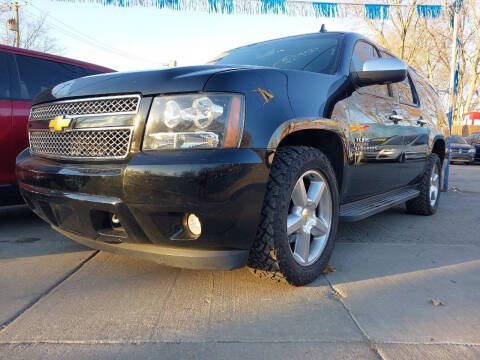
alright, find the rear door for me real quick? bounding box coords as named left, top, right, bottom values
left=345, top=41, right=407, bottom=201
left=390, top=70, right=429, bottom=184
left=0, top=51, right=14, bottom=185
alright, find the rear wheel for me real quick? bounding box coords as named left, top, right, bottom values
left=248, top=146, right=339, bottom=286
left=406, top=153, right=441, bottom=215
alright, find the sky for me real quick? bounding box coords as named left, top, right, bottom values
left=26, top=0, right=360, bottom=71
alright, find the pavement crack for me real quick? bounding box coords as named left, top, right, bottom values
left=323, top=274, right=386, bottom=360
left=148, top=268, right=181, bottom=341
left=0, top=251, right=99, bottom=333
left=448, top=186, right=480, bottom=195
left=0, top=339, right=379, bottom=345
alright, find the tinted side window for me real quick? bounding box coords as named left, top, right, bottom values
left=351, top=41, right=389, bottom=98
left=379, top=51, right=420, bottom=106
left=392, top=74, right=416, bottom=105
left=0, top=52, right=11, bottom=99
left=350, top=41, right=378, bottom=72
left=15, top=54, right=101, bottom=100
left=75, top=66, right=103, bottom=78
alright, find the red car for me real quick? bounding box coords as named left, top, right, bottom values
left=0, top=45, right=113, bottom=205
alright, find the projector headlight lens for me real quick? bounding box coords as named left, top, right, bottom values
left=163, top=100, right=183, bottom=128
left=143, top=93, right=244, bottom=150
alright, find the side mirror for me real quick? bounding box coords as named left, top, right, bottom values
left=352, top=58, right=407, bottom=87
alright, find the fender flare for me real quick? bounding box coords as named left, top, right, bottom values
left=266, top=117, right=348, bottom=151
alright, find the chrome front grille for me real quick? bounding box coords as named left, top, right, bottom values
left=30, top=95, right=140, bottom=120
left=29, top=128, right=132, bottom=160
left=28, top=95, right=140, bottom=160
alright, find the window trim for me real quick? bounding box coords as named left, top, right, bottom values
left=388, top=71, right=420, bottom=108
left=401, top=73, right=421, bottom=108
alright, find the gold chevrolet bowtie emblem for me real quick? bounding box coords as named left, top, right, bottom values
left=49, top=115, right=72, bottom=132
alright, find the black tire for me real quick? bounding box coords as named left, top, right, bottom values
left=248, top=146, right=339, bottom=286
left=406, top=153, right=441, bottom=216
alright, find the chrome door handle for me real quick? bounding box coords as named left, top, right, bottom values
left=417, top=118, right=427, bottom=127
left=389, top=113, right=403, bottom=123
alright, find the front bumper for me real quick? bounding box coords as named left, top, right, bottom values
left=16, top=148, right=270, bottom=270
left=451, top=153, right=475, bottom=163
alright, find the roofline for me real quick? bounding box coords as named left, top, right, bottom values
left=0, top=44, right=114, bottom=73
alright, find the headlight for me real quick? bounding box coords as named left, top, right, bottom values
left=468, top=148, right=476, bottom=153
left=143, top=93, right=244, bottom=150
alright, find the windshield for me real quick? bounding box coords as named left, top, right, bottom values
left=209, top=34, right=341, bottom=74
left=451, top=135, right=467, bottom=144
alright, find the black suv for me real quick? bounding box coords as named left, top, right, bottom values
left=16, top=32, right=447, bottom=286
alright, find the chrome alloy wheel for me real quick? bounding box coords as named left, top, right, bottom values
left=430, top=163, right=439, bottom=207
left=287, top=169, right=333, bottom=266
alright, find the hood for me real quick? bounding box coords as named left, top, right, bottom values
left=32, top=65, right=244, bottom=105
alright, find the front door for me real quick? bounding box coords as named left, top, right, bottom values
left=343, top=41, right=407, bottom=202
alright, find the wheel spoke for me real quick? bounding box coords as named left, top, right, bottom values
left=287, top=169, right=333, bottom=266
left=318, top=188, right=332, bottom=222
left=294, top=231, right=310, bottom=264
left=292, top=177, right=308, bottom=207
left=307, top=181, right=325, bottom=206
left=429, top=164, right=440, bottom=207
left=312, top=216, right=329, bottom=236
left=287, top=214, right=304, bottom=235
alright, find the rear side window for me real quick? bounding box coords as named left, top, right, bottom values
left=15, top=54, right=102, bottom=100
left=0, top=52, right=11, bottom=99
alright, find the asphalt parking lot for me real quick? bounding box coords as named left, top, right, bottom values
left=0, top=164, right=479, bottom=360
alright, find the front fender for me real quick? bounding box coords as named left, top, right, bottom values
left=205, top=68, right=350, bottom=152
left=266, top=116, right=347, bottom=150
left=204, top=68, right=294, bottom=149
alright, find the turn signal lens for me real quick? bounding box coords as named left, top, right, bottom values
left=224, top=95, right=242, bottom=148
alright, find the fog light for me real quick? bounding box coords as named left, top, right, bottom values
left=111, top=214, right=120, bottom=225
left=186, top=213, right=201, bottom=237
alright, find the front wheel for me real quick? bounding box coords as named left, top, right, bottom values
left=248, top=146, right=339, bottom=286
left=406, top=153, right=441, bottom=215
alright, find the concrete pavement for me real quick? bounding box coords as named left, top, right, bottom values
left=0, top=164, right=479, bottom=359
